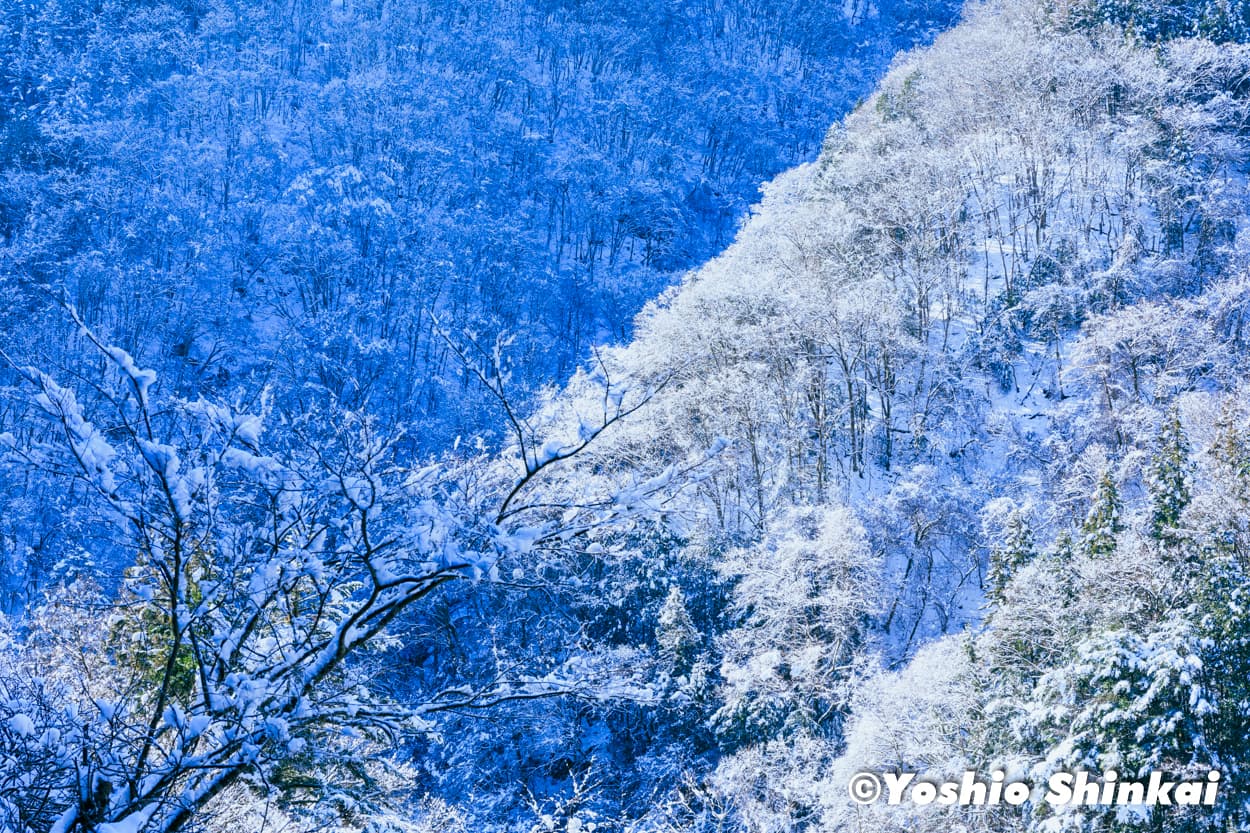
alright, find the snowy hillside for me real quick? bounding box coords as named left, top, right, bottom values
left=532, top=0, right=1250, bottom=828
left=558, top=0, right=1250, bottom=645
left=5, top=0, right=1250, bottom=831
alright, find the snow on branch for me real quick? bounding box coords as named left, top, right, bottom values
left=0, top=318, right=682, bottom=833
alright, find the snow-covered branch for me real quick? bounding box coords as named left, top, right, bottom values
left=0, top=324, right=681, bottom=833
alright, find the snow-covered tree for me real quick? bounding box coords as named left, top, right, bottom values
left=656, top=586, right=700, bottom=679
left=986, top=508, right=1037, bottom=603
left=0, top=318, right=675, bottom=833
left=1081, top=470, right=1124, bottom=559
left=1147, top=407, right=1192, bottom=541
left=712, top=505, right=878, bottom=748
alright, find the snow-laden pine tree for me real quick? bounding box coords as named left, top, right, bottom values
left=1081, top=471, right=1124, bottom=559
left=986, top=509, right=1036, bottom=602
left=1148, top=407, right=1192, bottom=541
left=656, top=585, right=700, bottom=679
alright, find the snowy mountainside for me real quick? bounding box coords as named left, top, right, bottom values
left=4, top=0, right=1250, bottom=831
left=515, top=0, right=1250, bottom=827
left=560, top=0, right=1250, bottom=649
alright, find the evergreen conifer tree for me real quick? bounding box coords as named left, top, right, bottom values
left=987, top=511, right=1036, bottom=602
left=1147, top=407, right=1191, bottom=541
left=1082, top=470, right=1123, bottom=558
left=656, top=585, right=700, bottom=678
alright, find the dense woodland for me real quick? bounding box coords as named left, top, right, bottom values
left=5, top=0, right=1250, bottom=831
left=0, top=0, right=955, bottom=613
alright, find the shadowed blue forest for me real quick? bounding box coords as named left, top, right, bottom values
left=1, top=0, right=955, bottom=450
